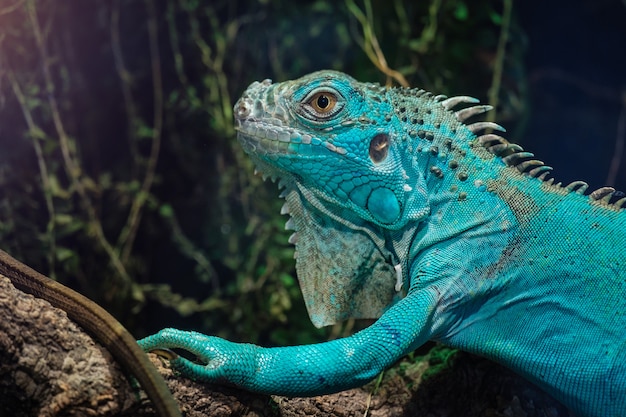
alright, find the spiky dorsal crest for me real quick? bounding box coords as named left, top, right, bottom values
left=440, top=94, right=626, bottom=210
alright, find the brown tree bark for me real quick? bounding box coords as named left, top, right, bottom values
left=0, top=275, right=569, bottom=417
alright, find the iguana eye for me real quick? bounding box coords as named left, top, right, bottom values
left=309, top=92, right=337, bottom=114
left=369, top=133, right=390, bottom=163
left=300, top=89, right=344, bottom=121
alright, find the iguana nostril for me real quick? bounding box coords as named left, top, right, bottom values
left=234, top=98, right=253, bottom=119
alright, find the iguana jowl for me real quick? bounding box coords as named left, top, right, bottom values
left=140, top=71, right=626, bottom=417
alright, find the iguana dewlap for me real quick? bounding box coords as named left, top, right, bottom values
left=140, top=71, right=626, bottom=417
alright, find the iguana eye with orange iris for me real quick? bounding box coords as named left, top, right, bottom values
left=309, top=92, right=337, bottom=114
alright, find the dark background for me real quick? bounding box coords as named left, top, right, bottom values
left=518, top=0, right=625, bottom=190
left=0, top=0, right=624, bottom=347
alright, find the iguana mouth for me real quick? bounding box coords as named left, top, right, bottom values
left=235, top=110, right=347, bottom=158
left=235, top=119, right=311, bottom=156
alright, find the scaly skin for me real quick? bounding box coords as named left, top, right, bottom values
left=139, top=71, right=626, bottom=417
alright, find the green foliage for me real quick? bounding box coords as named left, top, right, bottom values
left=419, top=345, right=459, bottom=381
left=0, top=0, right=522, bottom=345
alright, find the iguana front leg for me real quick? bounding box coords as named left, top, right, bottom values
left=139, top=287, right=437, bottom=396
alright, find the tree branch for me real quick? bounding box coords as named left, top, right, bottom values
left=1, top=270, right=568, bottom=417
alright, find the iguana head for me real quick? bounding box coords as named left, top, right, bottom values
left=234, top=70, right=430, bottom=229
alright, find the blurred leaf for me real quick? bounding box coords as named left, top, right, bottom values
left=490, top=10, right=503, bottom=25
left=159, top=203, right=174, bottom=218
left=55, top=247, right=77, bottom=262
left=454, top=3, right=468, bottom=21
left=136, top=124, right=155, bottom=139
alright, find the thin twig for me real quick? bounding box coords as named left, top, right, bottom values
left=110, top=0, right=141, bottom=167
left=345, top=0, right=409, bottom=87
left=208, top=10, right=235, bottom=136
left=165, top=0, right=190, bottom=89
left=412, top=0, right=443, bottom=55
left=487, top=0, right=513, bottom=122
left=161, top=206, right=219, bottom=289
left=184, top=1, right=234, bottom=134
left=118, top=0, right=164, bottom=264
left=0, top=0, right=25, bottom=16
left=8, top=72, right=56, bottom=277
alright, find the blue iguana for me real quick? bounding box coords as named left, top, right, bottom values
left=139, top=71, right=626, bottom=417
